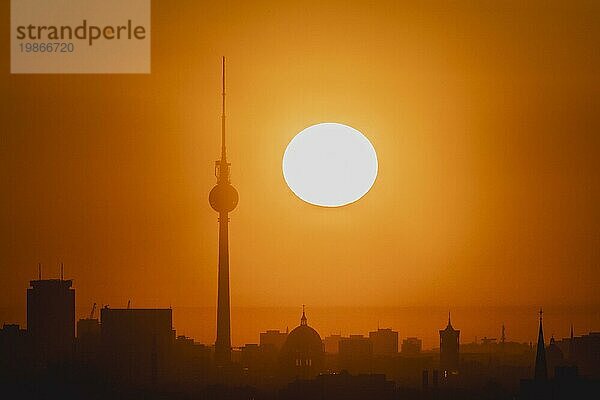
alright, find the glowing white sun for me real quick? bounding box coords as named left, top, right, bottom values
left=282, top=123, right=378, bottom=207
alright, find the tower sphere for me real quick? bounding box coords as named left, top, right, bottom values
left=209, top=183, right=239, bottom=213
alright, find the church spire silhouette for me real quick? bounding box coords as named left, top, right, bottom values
left=534, top=308, right=548, bottom=381
left=209, top=57, right=239, bottom=366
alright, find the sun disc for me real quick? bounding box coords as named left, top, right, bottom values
left=282, top=123, right=378, bottom=207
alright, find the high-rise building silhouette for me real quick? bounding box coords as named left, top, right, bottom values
left=209, top=57, right=239, bottom=366
left=0, top=323, right=30, bottom=373
left=339, top=334, right=374, bottom=374
left=369, top=328, right=398, bottom=356
left=439, top=312, right=460, bottom=376
left=401, top=337, right=423, bottom=355
left=260, top=329, right=288, bottom=351
left=100, top=307, right=175, bottom=385
left=534, top=308, right=548, bottom=380
left=76, top=303, right=100, bottom=365
left=27, top=267, right=75, bottom=366
left=324, top=334, right=343, bottom=354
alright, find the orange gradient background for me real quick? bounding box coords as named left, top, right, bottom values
left=1, top=1, right=599, bottom=348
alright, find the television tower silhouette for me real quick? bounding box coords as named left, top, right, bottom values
left=209, top=56, right=239, bottom=366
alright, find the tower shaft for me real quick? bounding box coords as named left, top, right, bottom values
left=215, top=211, right=231, bottom=365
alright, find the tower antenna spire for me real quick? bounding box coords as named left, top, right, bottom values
left=221, top=56, right=226, bottom=162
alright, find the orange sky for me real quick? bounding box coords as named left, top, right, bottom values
left=1, top=1, right=599, bottom=346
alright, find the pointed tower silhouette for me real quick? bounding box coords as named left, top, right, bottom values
left=439, top=311, right=460, bottom=376
left=301, top=304, right=307, bottom=326
left=534, top=308, right=548, bottom=381
left=209, top=57, right=239, bottom=366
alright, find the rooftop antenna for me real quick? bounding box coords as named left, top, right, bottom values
left=570, top=323, right=574, bottom=339
left=38, top=262, right=42, bottom=280
left=127, top=300, right=131, bottom=309
left=60, top=262, right=64, bottom=280
left=569, top=323, right=575, bottom=360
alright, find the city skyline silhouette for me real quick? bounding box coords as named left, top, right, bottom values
left=2, top=268, right=598, bottom=399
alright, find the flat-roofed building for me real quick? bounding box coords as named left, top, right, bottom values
left=369, top=328, right=398, bottom=356
left=100, top=307, right=175, bottom=385
left=27, top=278, right=75, bottom=365
left=402, top=337, right=423, bottom=355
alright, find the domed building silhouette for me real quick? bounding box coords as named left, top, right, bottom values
left=279, top=306, right=324, bottom=381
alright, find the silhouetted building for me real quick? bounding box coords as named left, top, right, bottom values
left=520, top=314, right=599, bottom=400
left=100, top=307, right=175, bottom=385
left=260, top=329, right=287, bottom=352
left=279, top=307, right=324, bottom=381
left=324, top=334, right=342, bottom=354
left=555, top=330, right=600, bottom=378
left=369, top=328, right=398, bottom=356
left=0, top=323, right=31, bottom=376
left=439, top=312, right=460, bottom=376
left=547, top=336, right=565, bottom=378
left=241, top=343, right=261, bottom=368
left=339, top=334, right=373, bottom=374
left=480, top=336, right=497, bottom=345
left=27, top=277, right=75, bottom=366
left=76, top=316, right=100, bottom=365
left=171, top=335, right=211, bottom=384
left=402, top=337, right=423, bottom=355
